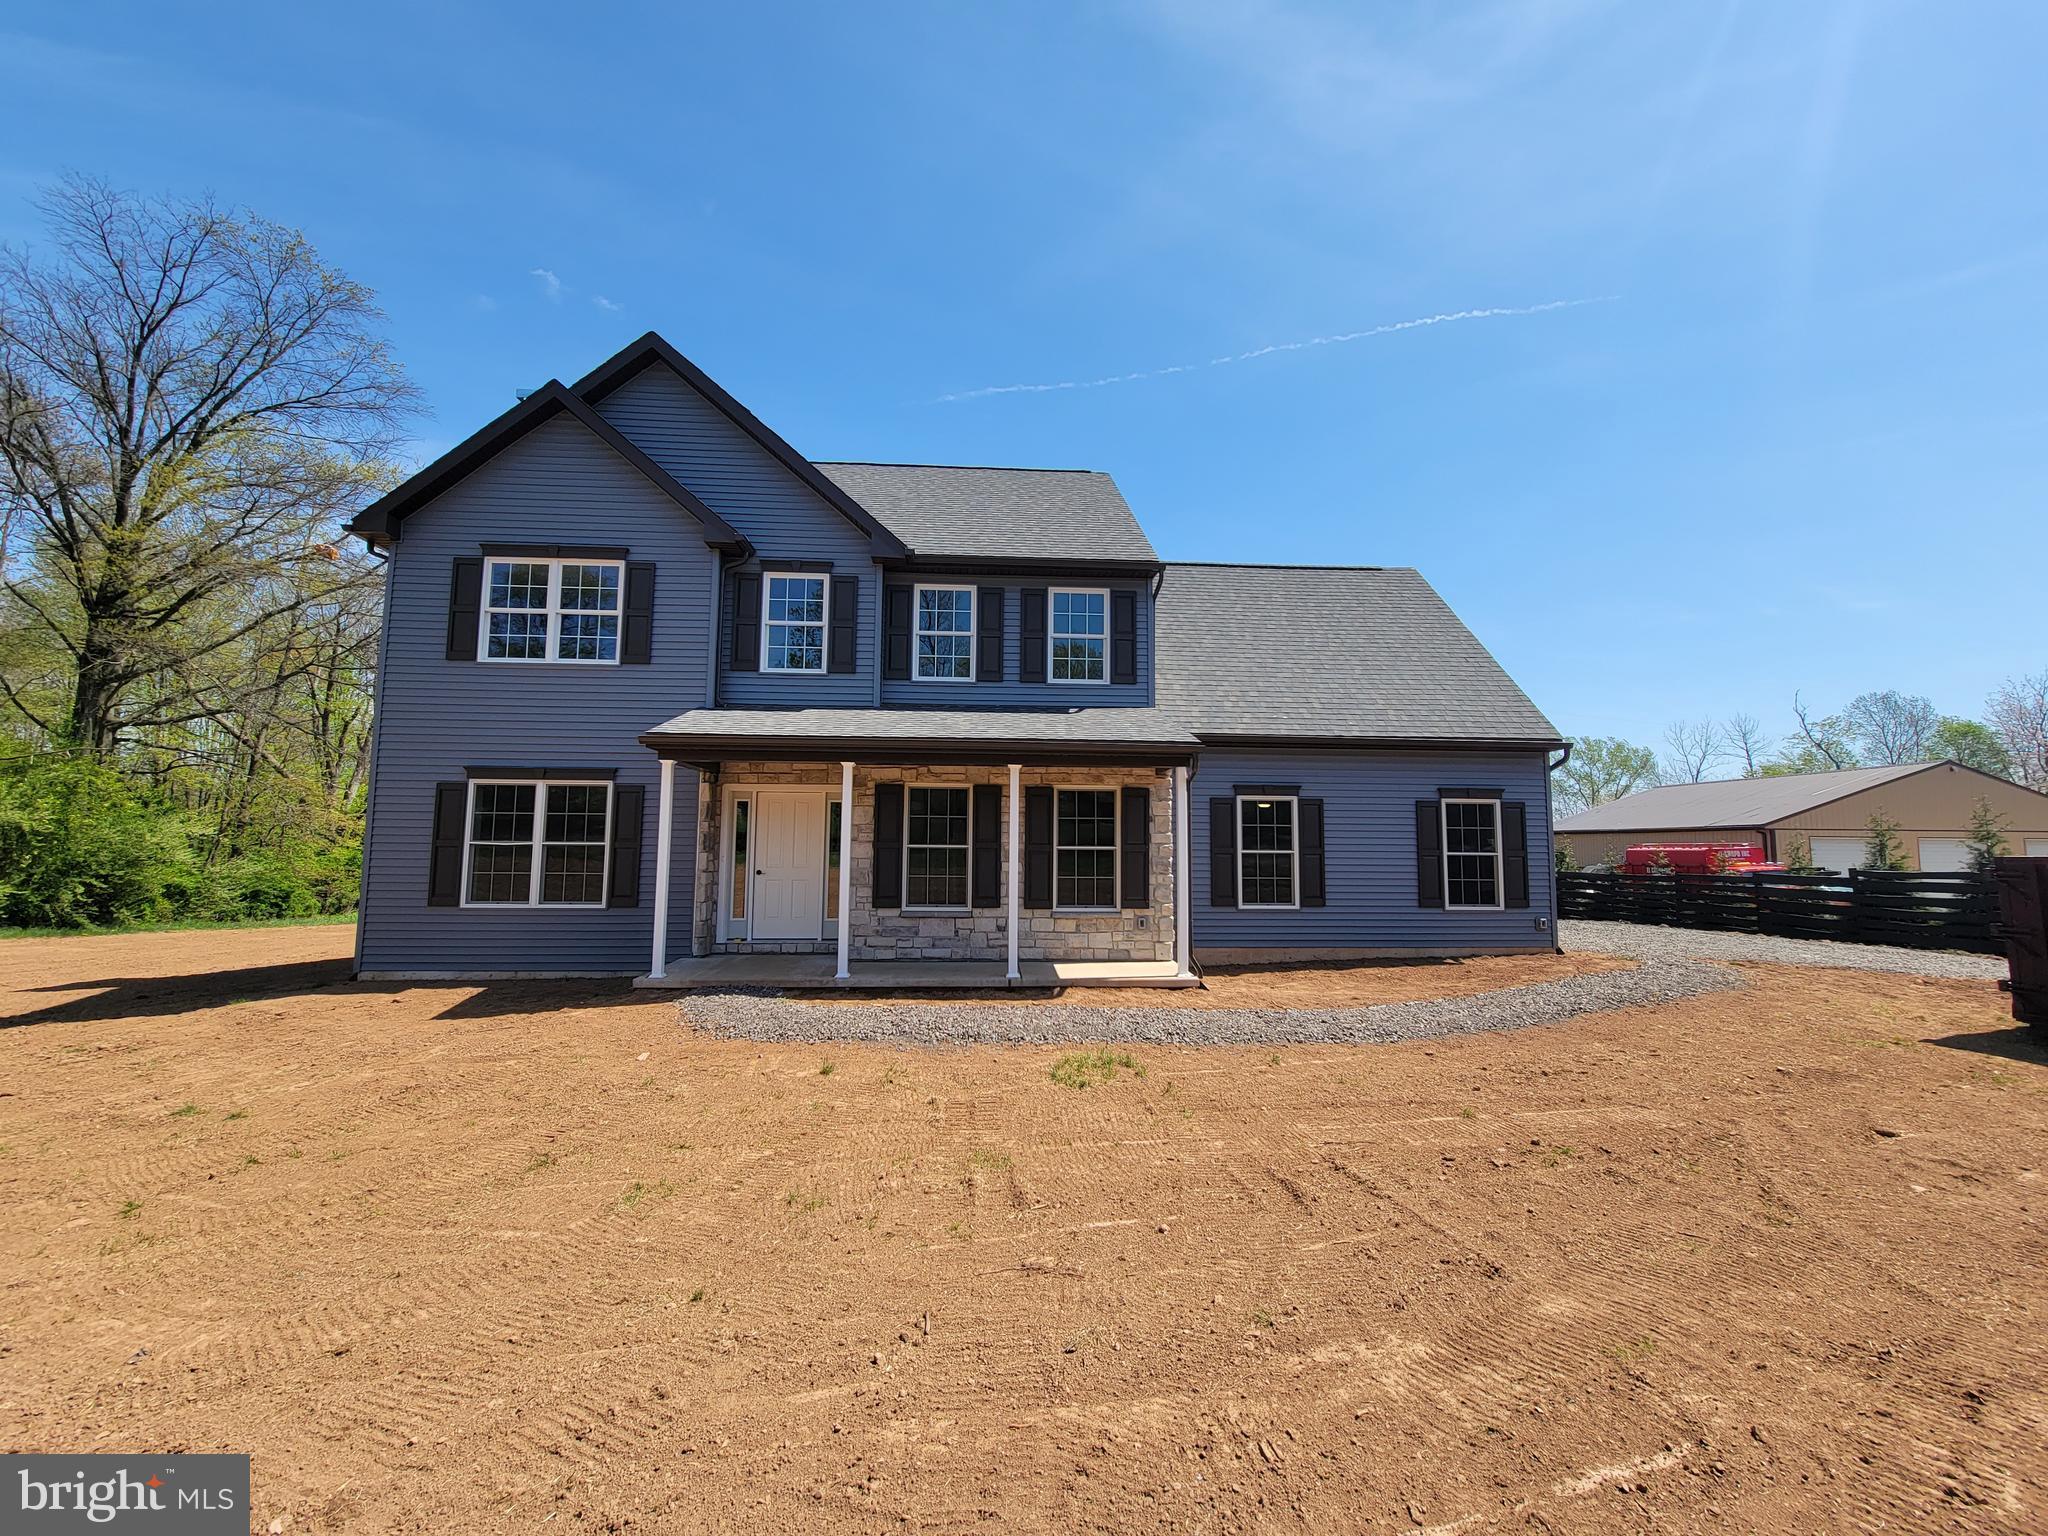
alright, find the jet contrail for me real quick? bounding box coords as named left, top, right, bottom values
left=935, top=296, right=1617, bottom=402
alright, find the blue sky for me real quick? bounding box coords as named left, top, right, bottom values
left=5, top=2, right=2043, bottom=755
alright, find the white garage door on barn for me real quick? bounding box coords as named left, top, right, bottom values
left=2029, top=839, right=2048, bottom=857
left=1916, top=837, right=1972, bottom=872
left=1808, top=836, right=1869, bottom=872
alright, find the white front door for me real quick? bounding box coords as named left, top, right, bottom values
left=750, top=791, right=826, bottom=940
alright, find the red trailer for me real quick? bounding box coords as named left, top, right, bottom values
left=1619, top=842, right=1781, bottom=875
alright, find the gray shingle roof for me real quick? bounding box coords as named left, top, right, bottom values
left=1153, top=563, right=1560, bottom=745
left=1554, top=762, right=1939, bottom=832
left=813, top=463, right=1158, bottom=564
left=641, top=706, right=1198, bottom=749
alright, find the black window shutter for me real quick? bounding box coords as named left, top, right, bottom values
left=971, top=783, right=1002, bottom=908
left=1502, top=801, right=1530, bottom=908
left=1120, top=785, right=1150, bottom=907
left=883, top=585, right=913, bottom=680
left=1299, top=798, right=1326, bottom=907
left=872, top=781, right=904, bottom=907
left=1020, top=588, right=1048, bottom=683
left=977, top=586, right=1005, bottom=682
left=828, top=575, right=858, bottom=674
left=1416, top=800, right=1444, bottom=908
left=608, top=784, right=645, bottom=906
left=1209, top=798, right=1237, bottom=908
left=730, top=572, right=761, bottom=671
left=428, top=782, right=467, bottom=905
left=1111, top=590, right=1137, bottom=685
left=622, top=562, right=655, bottom=664
left=446, top=558, right=482, bottom=661
left=1024, top=785, right=1054, bottom=908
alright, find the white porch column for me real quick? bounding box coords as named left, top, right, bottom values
left=1006, top=763, right=1022, bottom=980
left=650, top=756, right=676, bottom=979
left=1174, top=763, right=1195, bottom=979
left=835, top=760, right=854, bottom=980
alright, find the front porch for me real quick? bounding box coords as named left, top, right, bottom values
left=635, top=712, right=1203, bottom=989
left=634, top=954, right=1196, bottom=989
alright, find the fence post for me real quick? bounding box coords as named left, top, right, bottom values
left=1750, top=869, right=1763, bottom=934
left=1847, top=867, right=1864, bottom=943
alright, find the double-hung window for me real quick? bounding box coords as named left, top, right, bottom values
left=763, top=573, right=828, bottom=672
left=1055, top=788, right=1118, bottom=909
left=464, top=779, right=612, bottom=907
left=1049, top=588, right=1107, bottom=682
left=1442, top=799, right=1503, bottom=909
left=903, top=786, right=969, bottom=908
left=483, top=558, right=622, bottom=663
left=914, top=584, right=974, bottom=681
left=1237, top=795, right=1298, bottom=909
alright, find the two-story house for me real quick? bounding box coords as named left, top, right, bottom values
left=346, top=333, right=1563, bottom=985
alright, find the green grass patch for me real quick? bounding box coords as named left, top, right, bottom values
left=1049, top=1049, right=1144, bottom=1089
left=169, top=1103, right=200, bottom=1118
left=0, top=912, right=356, bottom=941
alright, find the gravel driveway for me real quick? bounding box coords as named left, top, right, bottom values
left=680, top=958, right=1744, bottom=1048
left=1559, top=919, right=2009, bottom=980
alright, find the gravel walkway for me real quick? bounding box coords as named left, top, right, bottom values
left=1558, top=919, right=2009, bottom=980
left=678, top=958, right=1744, bottom=1048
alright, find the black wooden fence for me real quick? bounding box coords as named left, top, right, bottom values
left=1558, top=869, right=2001, bottom=954
left=1992, top=857, right=2048, bottom=1024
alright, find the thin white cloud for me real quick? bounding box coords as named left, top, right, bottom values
left=936, top=297, right=1616, bottom=402
left=472, top=293, right=497, bottom=312
left=529, top=267, right=563, bottom=302
left=592, top=295, right=623, bottom=313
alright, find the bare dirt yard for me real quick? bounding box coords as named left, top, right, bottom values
left=3, top=926, right=2044, bottom=1534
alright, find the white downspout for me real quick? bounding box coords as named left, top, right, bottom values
left=836, top=759, right=854, bottom=981
left=650, top=757, right=676, bottom=979
left=1174, top=763, right=1194, bottom=980
left=1007, top=762, right=1022, bottom=981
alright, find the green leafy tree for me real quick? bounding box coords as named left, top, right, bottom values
left=1862, top=811, right=1908, bottom=872
left=1553, top=736, right=1660, bottom=816
left=1928, top=717, right=2015, bottom=780
left=1963, top=797, right=2009, bottom=873
left=1554, top=840, right=1579, bottom=875
left=1781, top=833, right=1818, bottom=874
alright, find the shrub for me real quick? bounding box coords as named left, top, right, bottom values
left=0, top=758, right=192, bottom=927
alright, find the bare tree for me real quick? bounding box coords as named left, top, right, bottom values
left=1842, top=689, right=1939, bottom=765
left=1660, top=718, right=1721, bottom=783
left=0, top=175, right=416, bottom=754
left=1987, top=669, right=2048, bottom=790
left=1722, top=712, right=1767, bottom=776
left=1785, top=692, right=1859, bottom=771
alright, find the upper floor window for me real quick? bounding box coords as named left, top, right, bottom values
left=763, top=573, right=828, bottom=672
left=914, top=584, right=974, bottom=681
left=465, top=779, right=611, bottom=907
left=1050, top=588, right=1107, bottom=683
left=484, top=558, right=621, bottom=664
left=1442, top=799, right=1502, bottom=909
left=1237, top=795, right=1298, bottom=909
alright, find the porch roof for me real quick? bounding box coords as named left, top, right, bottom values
left=639, top=705, right=1199, bottom=764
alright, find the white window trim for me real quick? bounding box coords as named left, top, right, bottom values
left=901, top=781, right=973, bottom=913
left=478, top=557, right=625, bottom=666
left=912, top=582, right=977, bottom=683
left=760, top=571, right=831, bottom=674
left=1442, top=797, right=1505, bottom=912
left=1236, top=793, right=1300, bottom=910
left=1047, top=586, right=1111, bottom=685
left=1053, top=784, right=1121, bottom=912
left=460, top=777, right=613, bottom=909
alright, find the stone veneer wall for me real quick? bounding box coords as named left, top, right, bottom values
left=689, top=761, right=1178, bottom=963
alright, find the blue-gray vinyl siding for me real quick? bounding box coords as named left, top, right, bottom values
left=357, top=413, right=707, bottom=974
left=1190, top=749, right=1556, bottom=951
left=593, top=366, right=878, bottom=707
left=878, top=577, right=1154, bottom=708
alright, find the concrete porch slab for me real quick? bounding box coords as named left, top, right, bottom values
left=635, top=956, right=1198, bottom=990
